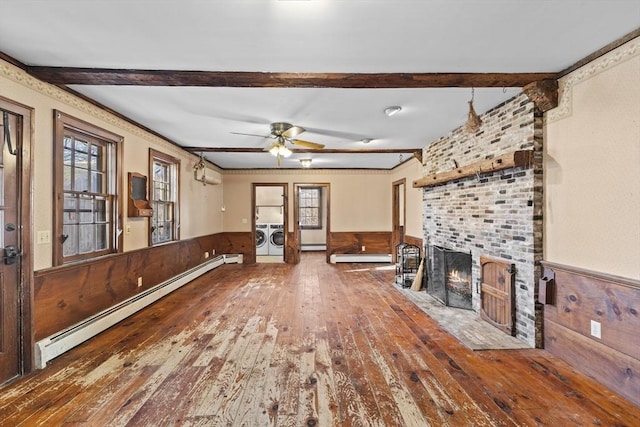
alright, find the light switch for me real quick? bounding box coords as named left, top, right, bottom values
left=37, top=231, right=51, bottom=244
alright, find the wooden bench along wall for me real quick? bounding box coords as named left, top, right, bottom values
left=541, top=261, right=640, bottom=406
left=33, top=232, right=252, bottom=341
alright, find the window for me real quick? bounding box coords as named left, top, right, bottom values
left=53, top=111, right=122, bottom=265
left=149, top=149, right=179, bottom=245
left=298, top=186, right=322, bottom=229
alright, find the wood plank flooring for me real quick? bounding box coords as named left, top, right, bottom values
left=1, top=253, right=639, bottom=426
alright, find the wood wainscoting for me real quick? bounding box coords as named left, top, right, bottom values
left=541, top=261, right=640, bottom=406
left=213, top=232, right=254, bottom=264
left=287, top=231, right=393, bottom=265
left=328, top=231, right=392, bottom=257
left=34, top=232, right=252, bottom=341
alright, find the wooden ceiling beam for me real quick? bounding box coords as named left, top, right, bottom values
left=184, top=147, right=420, bottom=154
left=523, top=79, right=558, bottom=112
left=27, top=67, right=557, bottom=88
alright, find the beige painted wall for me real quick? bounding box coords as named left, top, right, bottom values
left=0, top=60, right=223, bottom=271
left=222, top=170, right=393, bottom=233
left=544, top=37, right=640, bottom=279
left=390, top=159, right=424, bottom=240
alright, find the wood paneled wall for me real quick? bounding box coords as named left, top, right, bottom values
left=213, top=232, right=254, bottom=264
left=541, top=261, right=640, bottom=406
left=34, top=232, right=252, bottom=341
left=328, top=232, right=392, bottom=256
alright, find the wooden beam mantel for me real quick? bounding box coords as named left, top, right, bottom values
left=413, top=150, right=534, bottom=188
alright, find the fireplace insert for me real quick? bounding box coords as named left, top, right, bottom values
left=427, top=245, right=473, bottom=310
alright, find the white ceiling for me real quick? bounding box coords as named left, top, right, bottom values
left=1, top=0, right=638, bottom=169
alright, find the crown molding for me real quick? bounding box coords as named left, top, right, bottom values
left=548, top=36, right=639, bottom=123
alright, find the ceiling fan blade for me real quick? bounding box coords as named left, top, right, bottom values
left=264, top=142, right=278, bottom=152
left=230, top=131, right=271, bottom=139
left=303, top=126, right=364, bottom=141
left=291, top=139, right=325, bottom=150
left=282, top=125, right=305, bottom=139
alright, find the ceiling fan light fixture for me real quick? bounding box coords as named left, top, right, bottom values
left=384, top=106, right=402, bottom=117
left=300, top=158, right=312, bottom=168
left=280, top=145, right=292, bottom=157
left=269, top=143, right=292, bottom=158
left=269, top=144, right=280, bottom=156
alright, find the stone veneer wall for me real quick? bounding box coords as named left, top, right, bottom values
left=422, top=93, right=543, bottom=347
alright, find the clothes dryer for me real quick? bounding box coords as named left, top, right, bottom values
left=268, top=223, right=284, bottom=256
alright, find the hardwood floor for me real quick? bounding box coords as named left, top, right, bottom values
left=1, top=253, right=638, bottom=426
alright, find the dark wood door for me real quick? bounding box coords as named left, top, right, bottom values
left=480, top=256, right=516, bottom=336
left=0, top=109, right=23, bottom=384
left=392, top=179, right=405, bottom=262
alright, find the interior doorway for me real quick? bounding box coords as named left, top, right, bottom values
left=0, top=97, right=32, bottom=385
left=253, top=183, right=287, bottom=263
left=293, top=183, right=330, bottom=264
left=392, top=178, right=406, bottom=262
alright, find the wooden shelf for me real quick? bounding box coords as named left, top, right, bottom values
left=413, top=150, right=534, bottom=188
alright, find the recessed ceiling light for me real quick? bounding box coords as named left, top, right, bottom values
left=384, top=106, right=402, bottom=116
left=300, top=158, right=312, bottom=168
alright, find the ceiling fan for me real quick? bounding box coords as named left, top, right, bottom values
left=231, top=122, right=325, bottom=166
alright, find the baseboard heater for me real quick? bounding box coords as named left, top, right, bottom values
left=330, top=254, right=392, bottom=263
left=35, top=254, right=239, bottom=369
left=301, top=244, right=327, bottom=252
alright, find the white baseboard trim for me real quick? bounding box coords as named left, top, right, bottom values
left=301, top=244, right=327, bottom=251
left=330, top=254, right=392, bottom=263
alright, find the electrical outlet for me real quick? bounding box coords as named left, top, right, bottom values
left=590, top=320, right=601, bottom=339
left=137, top=277, right=143, bottom=287
left=212, top=249, right=216, bottom=255
left=361, top=246, right=366, bottom=252
left=204, top=251, right=210, bottom=259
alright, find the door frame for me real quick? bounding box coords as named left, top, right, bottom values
left=392, top=178, right=406, bottom=262
left=293, top=183, right=330, bottom=263
left=252, top=183, right=288, bottom=263
left=0, top=96, right=34, bottom=378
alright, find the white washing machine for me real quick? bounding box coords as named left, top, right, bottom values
left=268, top=223, right=285, bottom=256
left=256, top=224, right=269, bottom=255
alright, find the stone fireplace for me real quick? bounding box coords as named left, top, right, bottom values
left=419, top=93, right=543, bottom=347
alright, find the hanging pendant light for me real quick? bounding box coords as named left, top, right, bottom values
left=465, top=88, right=483, bottom=133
